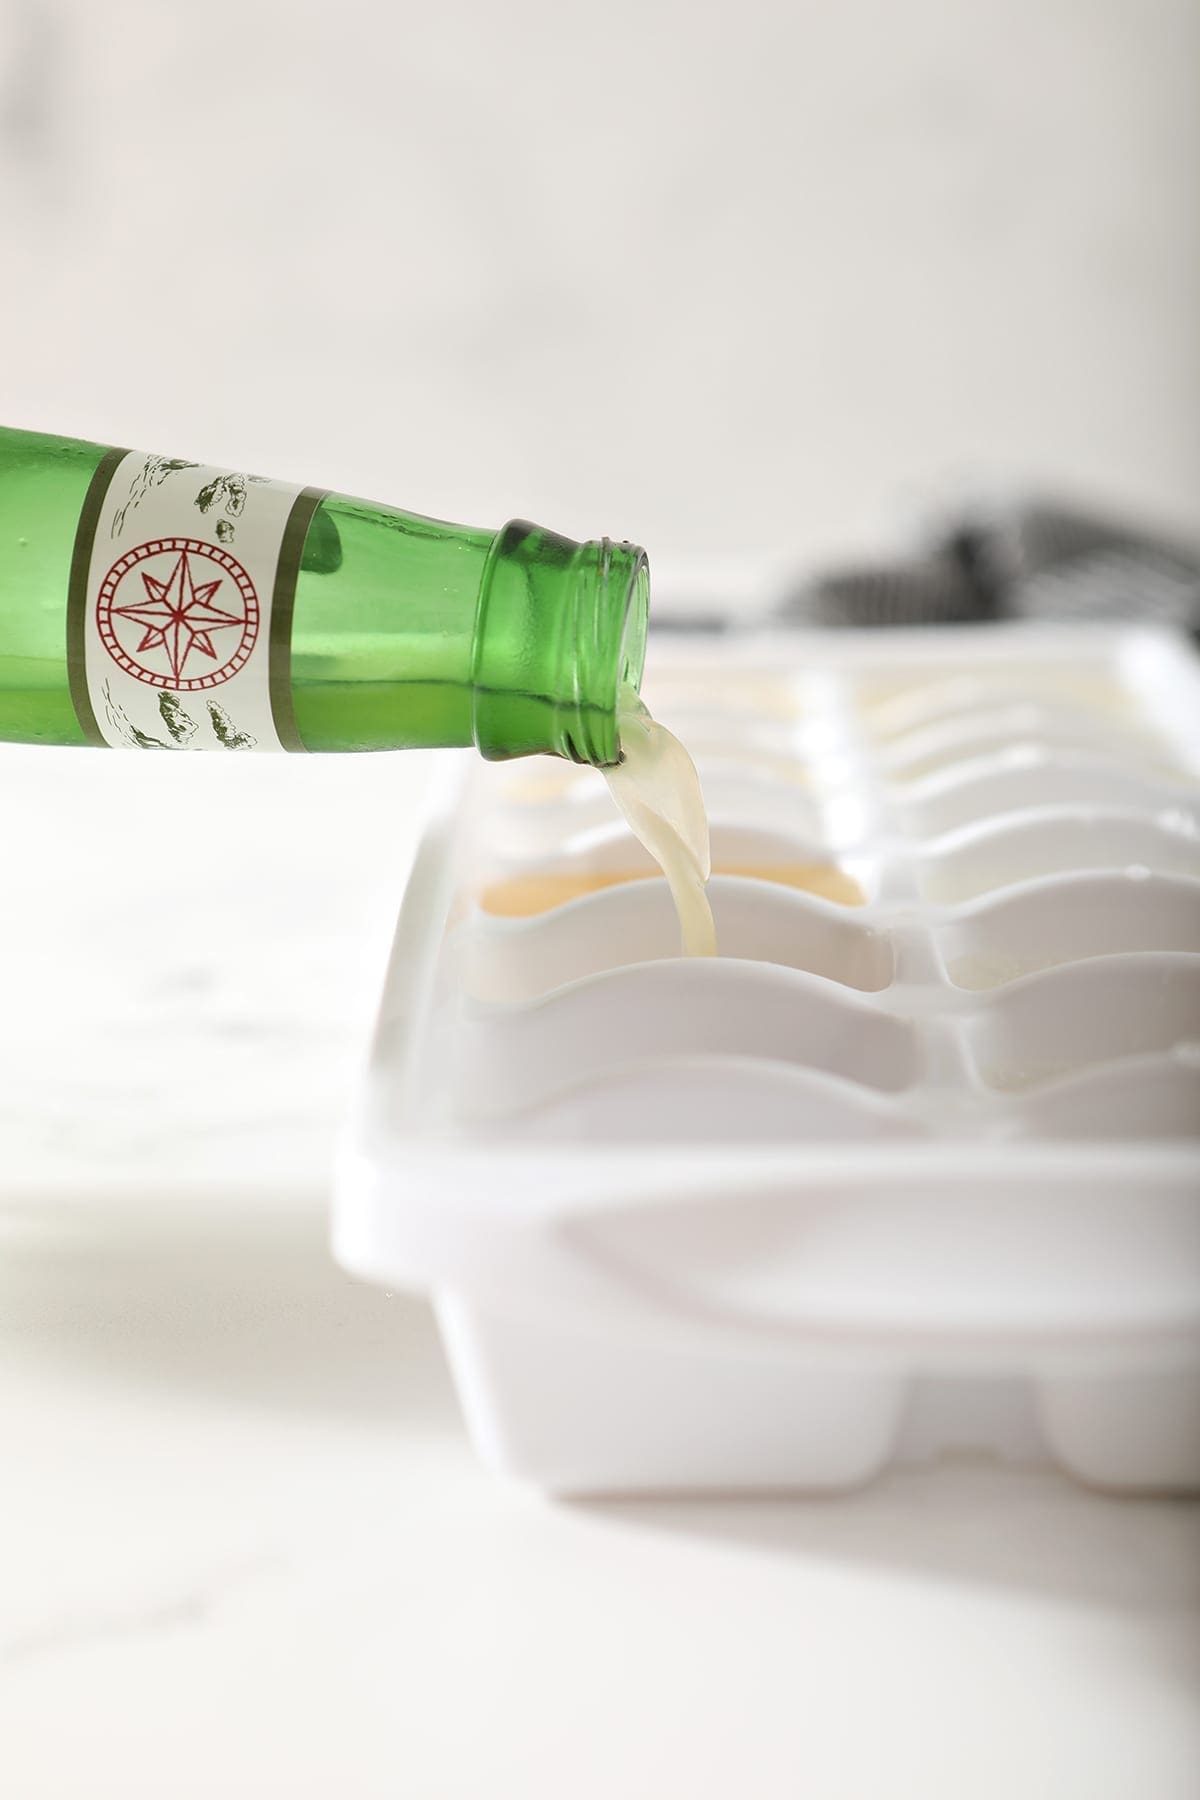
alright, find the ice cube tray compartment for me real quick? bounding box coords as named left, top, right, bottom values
left=917, top=807, right=1200, bottom=901
left=453, top=961, right=924, bottom=1124
left=338, top=626, right=1200, bottom=1497
left=963, top=955, right=1200, bottom=1093
left=896, top=746, right=1198, bottom=838
left=859, top=667, right=1139, bottom=735
left=459, top=876, right=893, bottom=1004
left=939, top=870, right=1200, bottom=988
left=880, top=703, right=1179, bottom=781
left=1019, top=1053, right=1200, bottom=1141
left=483, top=1056, right=925, bottom=1145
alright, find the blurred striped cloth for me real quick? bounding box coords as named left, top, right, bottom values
left=781, top=498, right=1200, bottom=640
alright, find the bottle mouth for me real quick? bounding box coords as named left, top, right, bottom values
left=472, top=522, right=650, bottom=766
left=563, top=538, right=649, bottom=767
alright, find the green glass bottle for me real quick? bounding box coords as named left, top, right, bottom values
left=0, top=426, right=649, bottom=764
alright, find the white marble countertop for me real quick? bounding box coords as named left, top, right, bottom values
left=2, top=744, right=1198, bottom=1798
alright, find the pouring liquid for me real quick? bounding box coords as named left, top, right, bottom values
left=601, top=689, right=716, bottom=957
left=481, top=692, right=872, bottom=946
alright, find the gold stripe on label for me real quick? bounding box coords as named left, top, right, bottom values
left=66, top=447, right=128, bottom=748
left=269, top=486, right=327, bottom=754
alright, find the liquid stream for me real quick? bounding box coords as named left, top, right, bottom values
left=601, top=690, right=717, bottom=956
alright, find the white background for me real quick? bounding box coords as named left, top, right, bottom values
left=2, top=0, right=1197, bottom=566
left=2, top=3, right=1198, bottom=1795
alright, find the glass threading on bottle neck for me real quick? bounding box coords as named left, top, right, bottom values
left=471, top=520, right=649, bottom=766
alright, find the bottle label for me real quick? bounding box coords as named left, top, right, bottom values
left=67, top=449, right=324, bottom=751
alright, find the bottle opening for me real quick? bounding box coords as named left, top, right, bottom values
left=472, top=521, right=650, bottom=766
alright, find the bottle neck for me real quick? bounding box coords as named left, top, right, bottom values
left=471, top=520, right=649, bottom=766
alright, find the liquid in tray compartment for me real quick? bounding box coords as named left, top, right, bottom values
left=479, top=861, right=867, bottom=917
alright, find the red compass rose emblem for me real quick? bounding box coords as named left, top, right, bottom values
left=96, top=537, right=260, bottom=690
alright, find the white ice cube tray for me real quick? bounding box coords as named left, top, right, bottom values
left=335, top=626, right=1200, bottom=1495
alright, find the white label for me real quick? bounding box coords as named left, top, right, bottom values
left=77, top=452, right=308, bottom=751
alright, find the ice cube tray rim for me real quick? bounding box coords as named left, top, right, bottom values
left=460, top=878, right=894, bottom=999
left=450, top=956, right=927, bottom=1116
left=450, top=1044, right=1200, bottom=1148
left=877, top=699, right=1175, bottom=766
left=455, top=934, right=1200, bottom=1036
left=475, top=1048, right=929, bottom=1142
left=334, top=1136, right=1199, bottom=1369
left=465, top=850, right=1200, bottom=982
